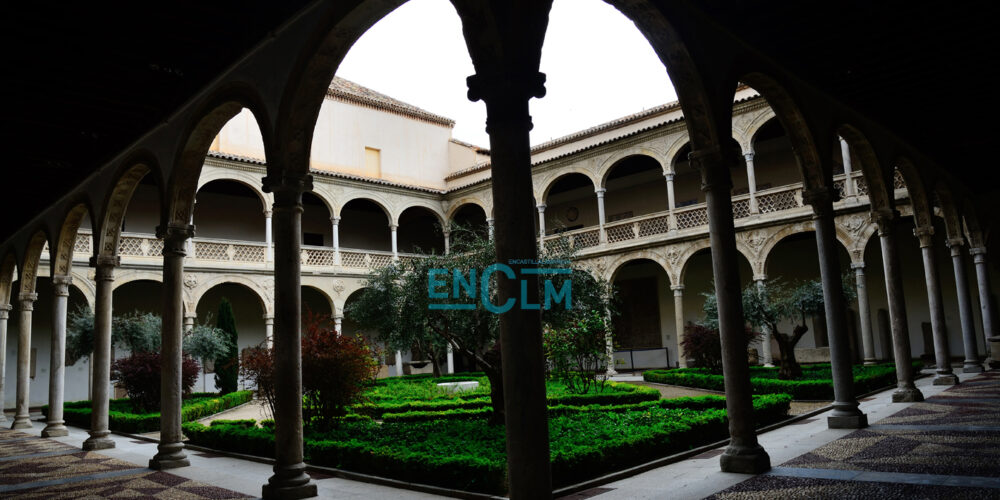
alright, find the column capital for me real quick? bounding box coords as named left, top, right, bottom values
left=913, top=225, right=935, bottom=248
left=851, top=262, right=867, bottom=271
left=0, top=303, right=10, bottom=319
left=330, top=216, right=340, bottom=225
left=872, top=208, right=900, bottom=236
left=89, top=254, right=119, bottom=269
left=671, top=284, right=685, bottom=293
left=389, top=223, right=398, bottom=231
left=946, top=237, right=965, bottom=250
left=263, top=209, right=272, bottom=218
left=536, top=204, right=546, bottom=212
left=743, top=152, right=755, bottom=162
left=52, top=274, right=73, bottom=296
left=157, top=223, right=195, bottom=257
left=594, top=188, right=606, bottom=197
left=971, top=246, right=988, bottom=264
left=664, top=172, right=675, bottom=182
left=466, top=71, right=546, bottom=104
left=801, top=186, right=839, bottom=217
left=18, top=292, right=38, bottom=309
left=689, top=145, right=739, bottom=192
left=753, top=274, right=768, bottom=282
left=839, top=135, right=849, bottom=145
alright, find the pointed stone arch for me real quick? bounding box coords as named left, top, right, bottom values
left=98, top=158, right=159, bottom=259
left=196, top=171, right=271, bottom=214
left=933, top=180, right=965, bottom=242
left=836, top=124, right=892, bottom=214
left=52, top=203, right=93, bottom=278
left=18, top=230, right=50, bottom=296
left=733, top=106, right=776, bottom=154
left=893, top=156, right=934, bottom=230
left=0, top=252, right=17, bottom=306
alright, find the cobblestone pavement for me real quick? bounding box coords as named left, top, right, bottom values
left=705, top=370, right=1000, bottom=499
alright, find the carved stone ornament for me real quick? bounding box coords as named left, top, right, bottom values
left=332, top=279, right=345, bottom=295
left=183, top=274, right=198, bottom=289
left=843, top=214, right=867, bottom=236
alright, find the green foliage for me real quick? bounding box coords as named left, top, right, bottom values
left=49, top=391, right=253, bottom=433
left=214, top=299, right=240, bottom=394
left=112, top=312, right=162, bottom=353
left=66, top=305, right=95, bottom=365
left=543, top=310, right=611, bottom=394
left=182, top=394, right=791, bottom=495
left=643, top=362, right=914, bottom=400
left=184, top=323, right=233, bottom=367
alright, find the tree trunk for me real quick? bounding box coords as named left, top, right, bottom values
left=483, top=344, right=505, bottom=426
left=774, top=333, right=803, bottom=379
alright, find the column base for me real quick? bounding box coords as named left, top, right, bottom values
left=863, top=359, right=879, bottom=366
left=605, top=368, right=618, bottom=376
left=82, top=435, right=115, bottom=451
left=933, top=373, right=959, bottom=386
left=891, top=386, right=924, bottom=402
left=11, top=416, right=33, bottom=429
left=963, top=362, right=985, bottom=373
left=828, top=413, right=868, bottom=429
left=149, top=442, right=189, bottom=470
left=41, top=423, right=69, bottom=437
left=719, top=444, right=770, bottom=474
left=264, top=464, right=317, bottom=500
left=262, top=483, right=318, bottom=500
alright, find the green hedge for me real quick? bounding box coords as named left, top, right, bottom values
left=45, top=391, right=253, bottom=434
left=182, top=394, right=791, bottom=495
left=643, top=362, right=922, bottom=400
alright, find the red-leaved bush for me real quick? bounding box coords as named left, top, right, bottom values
left=110, top=352, right=200, bottom=412
left=239, top=342, right=276, bottom=418
left=681, top=322, right=758, bottom=372
left=301, top=311, right=380, bottom=430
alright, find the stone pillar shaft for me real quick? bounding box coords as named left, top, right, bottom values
left=262, top=174, right=316, bottom=499
left=806, top=188, right=866, bottom=428
left=331, top=217, right=341, bottom=266
left=149, top=225, right=192, bottom=470
left=744, top=153, right=759, bottom=214
left=0, top=304, right=9, bottom=425
left=468, top=70, right=552, bottom=495
left=264, top=314, right=274, bottom=350
left=265, top=211, right=273, bottom=262
left=486, top=218, right=495, bottom=241
left=915, top=227, right=957, bottom=385
left=949, top=241, right=982, bottom=373
left=839, top=137, right=856, bottom=197
left=43, top=275, right=72, bottom=437
left=443, top=230, right=451, bottom=255
left=596, top=188, right=607, bottom=243
left=665, top=172, right=677, bottom=230
left=84, top=258, right=115, bottom=450
left=537, top=204, right=546, bottom=239
left=390, top=224, right=398, bottom=260
left=852, top=263, right=877, bottom=365
left=672, top=285, right=686, bottom=368
left=692, top=146, right=770, bottom=473
left=971, top=248, right=997, bottom=347
left=12, top=292, right=37, bottom=429
left=446, top=344, right=454, bottom=374
left=876, top=211, right=923, bottom=402
left=753, top=280, right=773, bottom=367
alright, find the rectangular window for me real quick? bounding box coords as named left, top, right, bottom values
left=364, top=147, right=381, bottom=177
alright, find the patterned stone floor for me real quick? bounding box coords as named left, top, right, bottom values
left=706, top=370, right=1000, bottom=499
left=0, top=428, right=251, bottom=499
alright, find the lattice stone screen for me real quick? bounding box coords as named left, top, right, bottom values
left=573, top=229, right=600, bottom=249
left=638, top=215, right=670, bottom=237
left=605, top=222, right=636, bottom=243
left=893, top=169, right=906, bottom=190
left=675, top=206, right=708, bottom=229
left=757, top=190, right=798, bottom=213
left=732, top=199, right=751, bottom=219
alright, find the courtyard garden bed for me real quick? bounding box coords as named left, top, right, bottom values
left=42, top=390, right=253, bottom=434
left=181, top=374, right=792, bottom=494
left=642, top=362, right=923, bottom=400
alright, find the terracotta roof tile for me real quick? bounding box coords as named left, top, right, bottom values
left=327, top=77, right=455, bottom=127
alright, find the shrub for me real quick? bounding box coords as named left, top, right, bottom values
left=49, top=391, right=253, bottom=433
left=543, top=310, right=610, bottom=394
left=214, top=298, right=240, bottom=394
left=240, top=341, right=276, bottom=418
left=111, top=352, right=200, bottom=412
left=680, top=323, right=757, bottom=371
left=301, top=312, right=381, bottom=430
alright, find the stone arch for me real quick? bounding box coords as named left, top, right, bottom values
left=759, top=224, right=853, bottom=277
left=69, top=267, right=96, bottom=308
left=665, top=137, right=689, bottom=173
left=301, top=282, right=335, bottom=316
left=196, top=171, right=270, bottom=213
left=19, top=230, right=50, bottom=296
left=734, top=107, right=776, bottom=154
left=334, top=194, right=393, bottom=222
left=962, top=198, right=987, bottom=249
left=167, top=85, right=274, bottom=227
left=396, top=201, right=447, bottom=228
left=597, top=148, right=667, bottom=189
left=52, top=202, right=94, bottom=278
left=604, top=251, right=672, bottom=285
left=933, top=180, right=964, bottom=242
left=446, top=199, right=490, bottom=222
left=538, top=169, right=599, bottom=203
left=97, top=157, right=160, bottom=258
left=893, top=156, right=934, bottom=230
left=836, top=213, right=880, bottom=265
left=193, top=275, right=273, bottom=316
left=836, top=124, right=892, bottom=213
left=0, top=252, right=17, bottom=306
left=737, top=73, right=825, bottom=190
left=111, top=271, right=163, bottom=291
left=675, top=238, right=755, bottom=285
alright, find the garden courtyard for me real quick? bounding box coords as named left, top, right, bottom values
left=2, top=366, right=997, bottom=498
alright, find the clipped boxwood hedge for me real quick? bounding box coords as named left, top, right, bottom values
left=43, top=390, right=253, bottom=434
left=643, top=362, right=922, bottom=400
left=182, top=393, right=791, bottom=495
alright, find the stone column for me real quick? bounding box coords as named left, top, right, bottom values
left=83, top=256, right=116, bottom=450
left=390, top=224, right=398, bottom=260
left=331, top=217, right=341, bottom=266
left=605, top=324, right=617, bottom=377
left=264, top=314, right=274, bottom=349
left=183, top=315, right=195, bottom=333
left=11, top=291, right=37, bottom=429
left=395, top=350, right=404, bottom=377
left=744, top=152, right=759, bottom=214
left=149, top=224, right=193, bottom=470
left=839, top=137, right=856, bottom=197
left=0, top=304, right=10, bottom=425
left=672, top=285, right=687, bottom=368
left=333, top=315, right=342, bottom=336
left=665, top=172, right=678, bottom=230
left=852, top=263, right=878, bottom=365
left=753, top=278, right=773, bottom=367
left=805, top=188, right=867, bottom=428
left=595, top=188, right=607, bottom=243
left=486, top=218, right=495, bottom=240
left=262, top=173, right=317, bottom=499
left=443, top=229, right=451, bottom=255
left=42, top=275, right=73, bottom=437
left=265, top=210, right=273, bottom=262
left=875, top=210, right=924, bottom=402
left=691, top=146, right=770, bottom=473
left=467, top=70, right=552, bottom=495
left=536, top=204, right=546, bottom=239
left=914, top=226, right=958, bottom=385
left=948, top=239, right=983, bottom=373
left=446, top=344, right=455, bottom=374
left=971, top=247, right=998, bottom=349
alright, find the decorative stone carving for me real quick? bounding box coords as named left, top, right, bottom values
left=332, top=279, right=345, bottom=295
left=183, top=274, right=198, bottom=290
